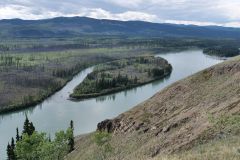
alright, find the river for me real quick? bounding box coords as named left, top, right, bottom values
left=0, top=49, right=223, bottom=158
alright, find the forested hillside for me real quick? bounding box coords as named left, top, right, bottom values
left=1, top=17, right=240, bottom=38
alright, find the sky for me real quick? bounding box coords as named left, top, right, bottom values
left=0, top=0, right=240, bottom=27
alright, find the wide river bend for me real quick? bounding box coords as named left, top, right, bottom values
left=0, top=50, right=223, bottom=158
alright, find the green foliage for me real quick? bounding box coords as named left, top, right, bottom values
left=93, top=131, right=113, bottom=160
left=7, top=118, right=75, bottom=160
left=94, top=131, right=112, bottom=146
left=22, top=115, right=35, bottom=136
left=14, top=130, right=73, bottom=160
left=72, top=56, right=172, bottom=99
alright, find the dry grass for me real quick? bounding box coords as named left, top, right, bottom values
left=67, top=56, right=240, bottom=160
left=155, top=136, right=240, bottom=160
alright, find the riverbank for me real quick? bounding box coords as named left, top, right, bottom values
left=70, top=74, right=171, bottom=100
left=70, top=56, right=172, bottom=100
left=0, top=46, right=153, bottom=114
left=67, top=55, right=239, bottom=160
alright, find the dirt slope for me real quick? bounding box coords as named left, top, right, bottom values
left=67, top=56, right=240, bottom=160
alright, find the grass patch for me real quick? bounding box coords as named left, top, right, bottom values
left=209, top=114, right=240, bottom=135
left=155, top=136, right=240, bottom=160
left=92, top=131, right=114, bottom=160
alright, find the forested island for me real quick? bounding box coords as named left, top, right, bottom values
left=70, top=56, right=172, bottom=99
left=203, top=46, right=240, bottom=57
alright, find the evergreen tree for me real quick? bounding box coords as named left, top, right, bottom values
left=11, top=138, right=15, bottom=150
left=29, top=122, right=35, bottom=135
left=68, top=120, right=74, bottom=152
left=22, top=115, right=35, bottom=136
left=7, top=143, right=11, bottom=160
left=7, top=140, right=16, bottom=160
left=23, top=115, right=29, bottom=135
left=70, top=120, right=74, bottom=130
left=16, top=128, right=20, bottom=142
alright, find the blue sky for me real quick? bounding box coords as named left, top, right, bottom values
left=0, top=0, right=240, bottom=27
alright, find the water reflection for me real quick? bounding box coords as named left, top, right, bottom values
left=96, top=94, right=116, bottom=102
left=0, top=50, right=223, bottom=158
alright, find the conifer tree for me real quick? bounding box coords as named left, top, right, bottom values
left=70, top=120, right=74, bottom=130
left=29, top=122, right=35, bottom=135
left=11, top=138, right=15, bottom=150
left=68, top=120, right=74, bottom=152
left=7, top=139, right=16, bottom=160
left=22, top=115, right=35, bottom=136
left=16, top=128, right=20, bottom=142
left=6, top=143, right=11, bottom=160
left=23, top=115, right=30, bottom=135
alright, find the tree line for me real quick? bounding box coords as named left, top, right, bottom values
left=95, top=73, right=138, bottom=90
left=203, top=46, right=240, bottom=57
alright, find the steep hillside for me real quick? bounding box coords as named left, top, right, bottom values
left=66, top=56, right=240, bottom=160
left=1, top=17, right=240, bottom=38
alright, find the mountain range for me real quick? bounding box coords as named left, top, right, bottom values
left=1, top=17, right=240, bottom=38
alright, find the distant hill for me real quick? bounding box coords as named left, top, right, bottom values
left=1, top=17, right=240, bottom=38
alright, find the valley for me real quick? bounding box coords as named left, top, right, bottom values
left=0, top=49, right=222, bottom=158
left=1, top=1, right=240, bottom=159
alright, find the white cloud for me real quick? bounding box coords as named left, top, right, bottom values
left=86, top=9, right=157, bottom=22
left=0, top=5, right=61, bottom=20
left=215, top=0, right=240, bottom=20
left=0, top=5, right=157, bottom=22
left=0, top=0, right=240, bottom=27
left=224, top=22, right=240, bottom=28
left=164, top=20, right=240, bottom=28
left=104, top=0, right=144, bottom=8
left=164, top=20, right=219, bottom=26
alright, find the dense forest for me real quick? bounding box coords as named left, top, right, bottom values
left=203, top=46, right=240, bottom=57
left=71, top=56, right=172, bottom=99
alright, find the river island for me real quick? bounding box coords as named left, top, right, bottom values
left=70, top=56, right=172, bottom=100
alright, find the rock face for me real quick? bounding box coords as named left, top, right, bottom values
left=97, top=119, right=121, bottom=133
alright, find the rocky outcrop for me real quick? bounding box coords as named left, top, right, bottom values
left=97, top=119, right=121, bottom=133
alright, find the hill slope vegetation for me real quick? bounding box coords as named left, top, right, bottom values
left=67, top=56, right=240, bottom=160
